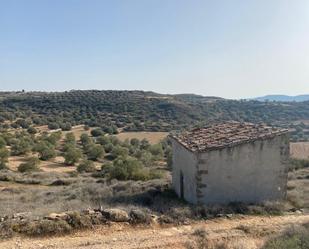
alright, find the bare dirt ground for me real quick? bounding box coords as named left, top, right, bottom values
left=7, top=156, right=76, bottom=173
left=290, top=142, right=309, bottom=159
left=116, top=132, right=168, bottom=144
left=35, top=125, right=93, bottom=142
left=1, top=214, right=308, bottom=249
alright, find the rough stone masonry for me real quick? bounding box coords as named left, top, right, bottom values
left=169, top=121, right=290, bottom=205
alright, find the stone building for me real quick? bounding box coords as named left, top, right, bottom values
left=169, top=121, right=290, bottom=205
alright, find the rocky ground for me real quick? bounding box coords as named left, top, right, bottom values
left=0, top=214, right=308, bottom=249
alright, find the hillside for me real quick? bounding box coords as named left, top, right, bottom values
left=1, top=90, right=309, bottom=140
left=255, top=94, right=309, bottom=102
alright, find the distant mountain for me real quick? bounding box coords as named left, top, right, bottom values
left=255, top=95, right=309, bottom=102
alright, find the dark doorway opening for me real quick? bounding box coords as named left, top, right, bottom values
left=180, top=171, right=184, bottom=199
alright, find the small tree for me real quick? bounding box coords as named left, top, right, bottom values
left=77, top=160, right=96, bottom=173
left=130, top=138, right=140, bottom=147
left=64, top=147, right=82, bottom=165
left=27, top=126, right=37, bottom=134
left=15, top=119, right=30, bottom=129
left=104, top=156, right=148, bottom=181
left=18, top=157, right=40, bottom=172
left=48, top=122, right=60, bottom=130
left=103, top=142, right=114, bottom=153
left=97, top=135, right=110, bottom=145
left=111, top=145, right=129, bottom=159
left=11, top=138, right=32, bottom=156
left=149, top=144, right=164, bottom=159
left=60, top=122, right=72, bottom=131
left=65, top=132, right=76, bottom=144
left=0, top=136, right=7, bottom=148
left=0, top=147, right=9, bottom=170
left=140, top=139, right=150, bottom=150
left=140, top=151, right=154, bottom=166
left=91, top=128, right=103, bottom=137
left=86, top=144, right=105, bottom=161
left=46, top=131, right=62, bottom=146
left=35, top=142, right=56, bottom=161
left=80, top=133, right=92, bottom=147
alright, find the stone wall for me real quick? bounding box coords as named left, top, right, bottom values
left=196, top=134, right=290, bottom=204
left=171, top=139, right=198, bottom=204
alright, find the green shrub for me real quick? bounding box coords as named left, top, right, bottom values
left=97, top=135, right=110, bottom=145
left=262, top=224, right=309, bottom=249
left=27, top=127, right=37, bottom=134
left=149, top=144, right=164, bottom=158
left=85, top=144, right=105, bottom=161
left=139, top=151, right=154, bottom=166
left=111, top=145, right=129, bottom=159
left=18, top=157, right=40, bottom=173
left=64, top=147, right=82, bottom=165
left=48, top=122, right=60, bottom=130
left=64, top=132, right=76, bottom=145
left=80, top=133, right=92, bottom=145
left=60, top=122, right=72, bottom=131
left=21, top=220, right=72, bottom=236
left=77, top=160, right=96, bottom=173
left=91, top=128, right=103, bottom=137
left=0, top=147, right=9, bottom=169
left=0, top=162, right=8, bottom=170
left=34, top=142, right=56, bottom=161
left=290, top=159, right=309, bottom=171
left=103, top=143, right=114, bottom=153
left=46, top=131, right=62, bottom=146
left=130, top=138, right=140, bottom=147
left=0, top=136, right=7, bottom=148
left=10, top=138, right=32, bottom=156
left=103, top=156, right=161, bottom=181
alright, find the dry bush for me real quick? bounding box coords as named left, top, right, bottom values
left=186, top=227, right=230, bottom=249
left=262, top=223, right=309, bottom=249
left=19, top=220, right=72, bottom=237
left=0, top=220, right=14, bottom=240
left=287, top=190, right=304, bottom=209
left=66, top=211, right=93, bottom=229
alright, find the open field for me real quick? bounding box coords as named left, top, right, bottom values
left=0, top=119, right=309, bottom=248
left=116, top=132, right=168, bottom=144
left=290, top=142, right=309, bottom=159
left=36, top=125, right=93, bottom=139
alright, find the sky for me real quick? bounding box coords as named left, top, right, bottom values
left=0, top=0, right=309, bottom=99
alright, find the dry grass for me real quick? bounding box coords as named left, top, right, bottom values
left=0, top=169, right=171, bottom=217
left=7, top=156, right=76, bottom=173
left=116, top=132, right=168, bottom=144
left=290, top=142, right=309, bottom=160
left=60, top=125, right=92, bottom=141
left=35, top=125, right=93, bottom=141
left=287, top=168, right=309, bottom=209
left=262, top=222, right=309, bottom=249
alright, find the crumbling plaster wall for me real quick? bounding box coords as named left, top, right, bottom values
left=196, top=134, right=290, bottom=204
left=171, top=139, right=198, bottom=204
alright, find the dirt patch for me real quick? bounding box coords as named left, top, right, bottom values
left=35, top=125, right=93, bottom=140
left=8, top=156, right=76, bottom=173
left=290, top=142, right=309, bottom=159
left=61, top=125, right=92, bottom=141
left=39, top=157, right=76, bottom=173
left=116, top=132, right=168, bottom=144
left=0, top=214, right=308, bottom=249
left=7, top=156, right=26, bottom=171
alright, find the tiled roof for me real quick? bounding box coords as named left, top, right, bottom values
left=170, top=121, right=288, bottom=152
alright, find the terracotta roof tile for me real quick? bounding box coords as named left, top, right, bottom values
left=170, top=121, right=288, bottom=152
